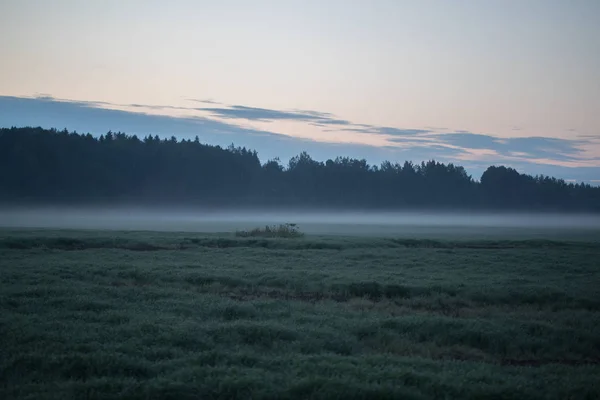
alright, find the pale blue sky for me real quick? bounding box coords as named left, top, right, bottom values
left=1, top=0, right=599, bottom=181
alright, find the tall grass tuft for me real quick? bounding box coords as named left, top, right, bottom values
left=235, top=223, right=304, bottom=238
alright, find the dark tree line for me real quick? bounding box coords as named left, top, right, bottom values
left=1, top=126, right=598, bottom=212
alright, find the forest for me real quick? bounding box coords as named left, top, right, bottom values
left=1, top=126, right=598, bottom=212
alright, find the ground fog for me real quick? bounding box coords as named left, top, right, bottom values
left=1, top=208, right=599, bottom=238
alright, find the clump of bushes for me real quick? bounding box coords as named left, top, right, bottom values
left=235, top=223, right=304, bottom=238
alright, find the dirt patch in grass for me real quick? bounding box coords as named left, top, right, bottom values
left=210, top=286, right=468, bottom=317
left=184, top=237, right=344, bottom=250
left=0, top=237, right=185, bottom=251
left=500, top=358, right=600, bottom=367
left=388, top=238, right=590, bottom=250
left=110, top=280, right=152, bottom=288
left=226, top=289, right=334, bottom=303
left=3, top=234, right=592, bottom=253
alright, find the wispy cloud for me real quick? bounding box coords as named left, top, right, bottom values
left=433, top=133, right=499, bottom=149
left=197, top=105, right=352, bottom=125
left=1, top=94, right=599, bottom=183
left=194, top=104, right=431, bottom=137
left=127, top=103, right=192, bottom=111
left=186, top=98, right=223, bottom=105
left=0, top=95, right=277, bottom=143
left=377, top=127, right=431, bottom=136
left=432, top=132, right=594, bottom=164
left=185, top=103, right=594, bottom=167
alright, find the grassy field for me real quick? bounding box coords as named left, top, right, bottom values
left=1, top=227, right=599, bottom=399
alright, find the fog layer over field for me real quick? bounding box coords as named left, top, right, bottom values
left=1, top=208, right=599, bottom=237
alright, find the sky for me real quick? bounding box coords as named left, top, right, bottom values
left=1, top=0, right=599, bottom=182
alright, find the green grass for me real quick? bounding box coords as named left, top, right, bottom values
left=1, top=228, right=599, bottom=399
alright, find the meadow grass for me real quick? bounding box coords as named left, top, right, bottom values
left=1, top=228, right=599, bottom=399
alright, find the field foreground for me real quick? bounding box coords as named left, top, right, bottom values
left=1, top=228, right=600, bottom=399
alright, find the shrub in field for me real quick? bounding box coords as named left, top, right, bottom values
left=235, top=223, right=304, bottom=238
